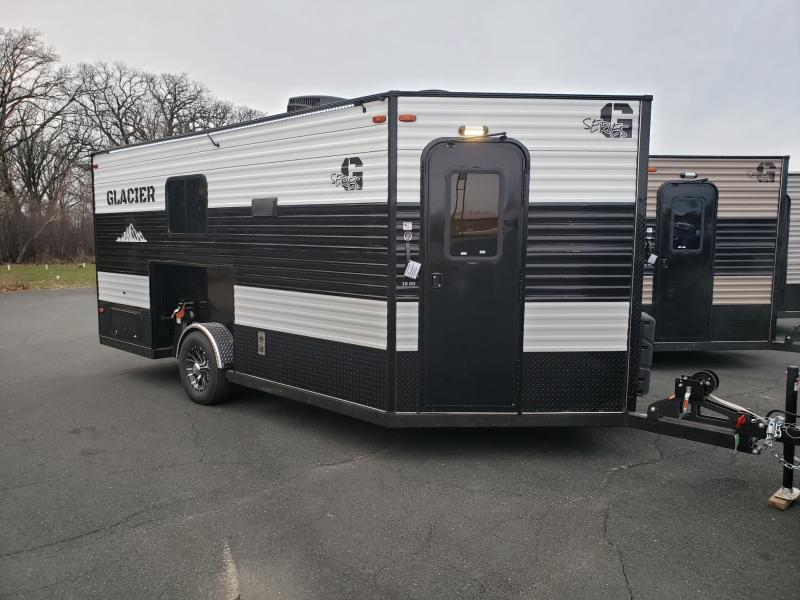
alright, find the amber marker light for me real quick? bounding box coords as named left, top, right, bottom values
left=458, top=125, right=489, bottom=138
left=372, top=115, right=386, bottom=123
left=647, top=166, right=657, bottom=173
left=398, top=114, right=417, bottom=122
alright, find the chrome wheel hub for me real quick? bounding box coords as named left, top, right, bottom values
left=185, top=346, right=211, bottom=392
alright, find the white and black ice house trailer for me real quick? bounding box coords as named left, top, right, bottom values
left=643, top=155, right=791, bottom=351
left=92, top=91, right=656, bottom=427
left=781, top=172, right=800, bottom=316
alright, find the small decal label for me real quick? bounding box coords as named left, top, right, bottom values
left=403, top=231, right=412, bottom=241
left=402, top=221, right=413, bottom=231
left=746, top=161, right=776, bottom=183
left=116, top=223, right=147, bottom=243
left=582, top=102, right=633, bottom=139
left=647, top=254, right=658, bottom=265
left=404, top=260, right=421, bottom=280
left=257, top=331, right=265, bottom=356
left=331, top=157, right=363, bottom=190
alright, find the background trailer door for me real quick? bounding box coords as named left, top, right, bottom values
left=645, top=155, right=790, bottom=351
left=653, top=180, right=717, bottom=342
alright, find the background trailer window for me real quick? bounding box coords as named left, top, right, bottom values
left=166, top=175, right=208, bottom=234
left=671, top=196, right=704, bottom=251
left=448, top=172, right=500, bottom=258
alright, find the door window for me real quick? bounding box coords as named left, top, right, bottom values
left=448, top=172, right=500, bottom=258
left=671, top=197, right=704, bottom=252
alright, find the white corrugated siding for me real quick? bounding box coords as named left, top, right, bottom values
left=234, top=286, right=387, bottom=349
left=397, top=97, right=641, bottom=204
left=97, top=271, right=150, bottom=308
left=712, top=276, right=773, bottom=304
left=396, top=301, right=419, bottom=352
left=94, top=101, right=389, bottom=213
left=642, top=275, right=653, bottom=305
left=647, top=157, right=784, bottom=218
left=787, top=173, right=800, bottom=283
left=523, top=301, right=630, bottom=352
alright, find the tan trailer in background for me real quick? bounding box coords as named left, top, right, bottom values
left=644, top=155, right=790, bottom=351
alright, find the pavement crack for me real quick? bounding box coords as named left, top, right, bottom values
left=0, top=495, right=193, bottom=558
left=185, top=410, right=207, bottom=462
left=314, top=435, right=402, bottom=470
left=601, top=501, right=634, bottom=600
left=617, top=546, right=634, bottom=600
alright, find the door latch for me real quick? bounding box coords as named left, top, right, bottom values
left=431, top=273, right=444, bottom=289
left=658, top=258, right=671, bottom=270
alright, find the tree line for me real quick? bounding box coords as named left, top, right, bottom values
left=0, top=28, right=264, bottom=263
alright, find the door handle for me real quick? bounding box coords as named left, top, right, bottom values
left=658, top=258, right=671, bottom=270
left=431, top=272, right=444, bottom=289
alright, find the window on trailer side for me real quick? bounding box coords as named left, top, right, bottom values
left=166, top=175, right=208, bottom=234
left=448, top=172, right=501, bottom=259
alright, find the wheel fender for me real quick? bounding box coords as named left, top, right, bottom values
left=176, top=323, right=234, bottom=369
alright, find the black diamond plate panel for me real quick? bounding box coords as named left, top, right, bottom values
left=709, top=305, right=771, bottom=341
left=234, top=325, right=387, bottom=410
left=395, top=352, right=419, bottom=412
left=521, top=352, right=628, bottom=413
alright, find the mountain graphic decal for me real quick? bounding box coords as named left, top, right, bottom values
left=116, top=223, right=147, bottom=243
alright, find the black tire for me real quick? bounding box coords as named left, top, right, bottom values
left=177, top=331, right=230, bottom=405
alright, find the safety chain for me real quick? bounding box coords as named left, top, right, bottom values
left=761, top=416, right=800, bottom=470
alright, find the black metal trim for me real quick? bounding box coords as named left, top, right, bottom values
left=771, top=157, right=791, bottom=335
left=392, top=90, right=652, bottom=101
left=654, top=340, right=800, bottom=353
left=386, top=95, right=398, bottom=413
left=651, top=154, right=791, bottom=161
left=99, top=335, right=172, bottom=358
left=91, top=157, right=100, bottom=331
left=227, top=371, right=627, bottom=428
left=626, top=97, right=652, bottom=410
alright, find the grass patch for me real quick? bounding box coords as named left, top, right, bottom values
left=0, top=262, right=96, bottom=291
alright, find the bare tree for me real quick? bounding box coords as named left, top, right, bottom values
left=0, top=28, right=80, bottom=261
left=0, top=27, right=265, bottom=263
left=75, top=62, right=150, bottom=150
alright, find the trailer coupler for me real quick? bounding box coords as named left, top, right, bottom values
left=627, top=367, right=800, bottom=509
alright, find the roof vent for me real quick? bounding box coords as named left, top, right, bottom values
left=286, top=95, right=347, bottom=113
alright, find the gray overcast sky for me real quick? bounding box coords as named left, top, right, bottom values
left=3, top=0, right=799, bottom=166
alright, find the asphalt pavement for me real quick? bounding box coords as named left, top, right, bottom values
left=1, top=288, right=798, bottom=599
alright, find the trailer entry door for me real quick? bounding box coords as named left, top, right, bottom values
left=421, top=139, right=528, bottom=410
left=654, top=181, right=718, bottom=342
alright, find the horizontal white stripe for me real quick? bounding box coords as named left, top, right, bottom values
left=523, top=301, right=630, bottom=352
left=94, top=102, right=389, bottom=213
left=396, top=302, right=419, bottom=351
left=397, top=97, right=641, bottom=204
left=97, top=272, right=150, bottom=309
left=234, top=286, right=387, bottom=349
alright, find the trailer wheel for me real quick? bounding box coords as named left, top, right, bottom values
left=177, top=331, right=230, bottom=405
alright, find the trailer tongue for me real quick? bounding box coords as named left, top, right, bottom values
left=628, top=366, right=800, bottom=509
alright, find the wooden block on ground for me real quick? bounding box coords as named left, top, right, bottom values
left=768, top=487, right=800, bottom=510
